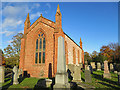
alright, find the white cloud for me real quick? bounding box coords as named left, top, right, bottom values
left=2, top=18, right=22, bottom=28
left=30, top=12, right=41, bottom=20
left=0, top=30, right=16, bottom=36
left=2, top=5, right=30, bottom=18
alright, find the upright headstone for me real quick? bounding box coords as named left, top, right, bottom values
left=89, top=65, right=93, bottom=74
left=103, top=60, right=111, bottom=79
left=0, top=66, right=5, bottom=83
left=91, top=62, right=96, bottom=70
left=101, top=63, right=104, bottom=70
left=85, top=61, right=88, bottom=70
left=68, top=64, right=74, bottom=77
left=110, top=63, right=114, bottom=71
left=13, top=66, right=19, bottom=84
left=72, top=66, right=82, bottom=82
left=54, top=36, right=70, bottom=88
left=85, top=70, right=92, bottom=83
left=97, top=62, right=101, bottom=71
left=118, top=72, right=120, bottom=85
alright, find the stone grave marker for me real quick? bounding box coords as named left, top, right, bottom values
left=97, top=62, right=101, bottom=71
left=72, top=66, right=82, bottom=82
left=85, top=70, right=92, bottom=83
left=89, top=65, right=93, bottom=74
left=110, top=63, right=114, bottom=71
left=54, top=36, right=70, bottom=88
left=13, top=66, right=19, bottom=84
left=91, top=62, right=96, bottom=70
left=103, top=60, right=111, bottom=79
left=0, top=66, right=5, bottom=83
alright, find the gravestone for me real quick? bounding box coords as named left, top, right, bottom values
left=13, top=66, right=19, bottom=84
left=85, top=70, right=92, bottom=83
left=68, top=64, right=74, bottom=77
left=97, top=62, right=101, bottom=71
left=85, top=61, right=88, bottom=70
left=0, top=66, right=5, bottom=83
left=72, top=66, right=82, bottom=82
left=110, top=63, right=114, bottom=71
left=103, top=60, right=111, bottom=79
left=91, top=62, right=96, bottom=70
left=118, top=72, right=120, bottom=85
left=89, top=65, right=93, bottom=74
left=54, top=36, right=70, bottom=88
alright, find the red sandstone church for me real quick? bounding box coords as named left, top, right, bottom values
left=19, top=5, right=84, bottom=78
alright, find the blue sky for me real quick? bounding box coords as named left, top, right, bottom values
left=1, top=2, right=118, bottom=54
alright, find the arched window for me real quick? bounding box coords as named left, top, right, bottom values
left=35, top=32, right=45, bottom=64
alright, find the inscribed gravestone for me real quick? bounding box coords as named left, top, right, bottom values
left=0, top=66, right=5, bottom=83
left=72, top=66, right=82, bottom=82
left=85, top=70, right=92, bottom=83
left=103, top=60, right=111, bottom=79
left=97, top=62, right=101, bottom=71
left=54, top=36, right=70, bottom=88
left=13, top=66, right=19, bottom=84
left=110, top=63, right=114, bottom=71
left=91, top=62, right=96, bottom=70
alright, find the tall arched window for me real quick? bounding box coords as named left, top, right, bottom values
left=35, top=32, right=45, bottom=64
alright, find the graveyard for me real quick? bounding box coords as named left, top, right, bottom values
left=1, top=2, right=120, bottom=90
left=0, top=64, right=120, bottom=89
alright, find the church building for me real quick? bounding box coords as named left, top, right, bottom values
left=19, top=5, right=84, bottom=78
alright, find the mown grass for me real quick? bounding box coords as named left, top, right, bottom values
left=81, top=70, right=120, bottom=89
left=1, top=70, right=120, bottom=89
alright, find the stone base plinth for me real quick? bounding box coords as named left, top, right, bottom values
left=103, top=73, right=111, bottom=79
left=54, top=72, right=70, bottom=89
left=53, top=83, right=70, bottom=89
left=13, top=81, right=19, bottom=85
left=72, top=80, right=82, bottom=83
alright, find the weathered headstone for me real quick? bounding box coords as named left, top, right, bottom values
left=118, top=72, right=120, bottom=85
left=72, top=66, right=82, bottom=82
left=103, top=60, right=111, bottom=79
left=101, top=63, right=104, bottom=70
left=0, top=66, right=5, bottom=83
left=54, top=36, right=70, bottom=88
left=13, top=66, right=19, bottom=84
left=85, top=61, right=88, bottom=70
left=110, top=63, right=114, bottom=71
left=68, top=64, right=74, bottom=77
left=97, top=62, right=101, bottom=71
left=89, top=65, right=93, bottom=74
left=91, top=62, right=96, bottom=70
left=85, top=70, right=92, bottom=83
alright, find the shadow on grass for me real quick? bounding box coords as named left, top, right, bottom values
left=92, top=73, right=119, bottom=88
left=81, top=78, right=85, bottom=82
left=98, top=82, right=120, bottom=89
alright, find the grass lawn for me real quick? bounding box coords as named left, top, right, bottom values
left=81, top=70, right=120, bottom=89
left=1, top=70, right=120, bottom=89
